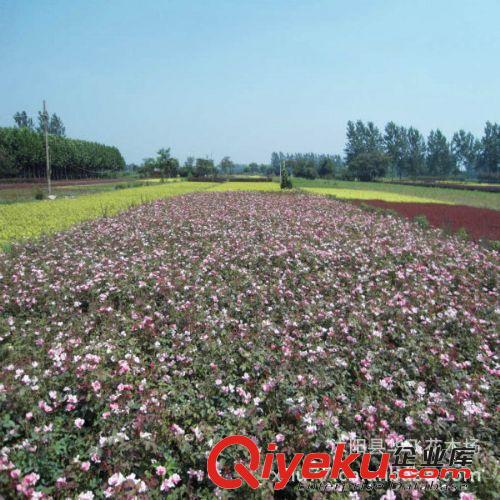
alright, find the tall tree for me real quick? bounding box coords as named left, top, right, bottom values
left=270, top=152, right=283, bottom=176
left=219, top=156, right=234, bottom=176
left=345, top=120, right=384, bottom=162
left=37, top=110, right=49, bottom=134
left=451, top=130, right=479, bottom=176
left=426, top=129, right=457, bottom=177
left=384, top=122, right=409, bottom=178
left=156, top=148, right=179, bottom=178
left=406, top=127, right=427, bottom=177
left=49, top=113, right=66, bottom=137
left=36, top=110, right=66, bottom=136
left=476, top=121, right=499, bottom=177
left=345, top=120, right=386, bottom=180
left=194, top=158, right=215, bottom=177
left=246, top=162, right=259, bottom=174
left=13, top=111, right=34, bottom=130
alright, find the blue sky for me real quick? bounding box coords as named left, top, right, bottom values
left=0, top=0, right=499, bottom=164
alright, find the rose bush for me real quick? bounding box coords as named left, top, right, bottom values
left=0, top=192, right=498, bottom=498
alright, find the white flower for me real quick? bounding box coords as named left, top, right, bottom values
left=78, top=492, right=94, bottom=500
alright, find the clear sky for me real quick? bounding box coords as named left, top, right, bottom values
left=0, top=0, right=499, bottom=165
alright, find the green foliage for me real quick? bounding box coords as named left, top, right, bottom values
left=487, top=240, right=500, bottom=252
left=0, top=127, right=125, bottom=179
left=455, top=227, right=469, bottom=240
left=270, top=152, right=343, bottom=179
left=476, top=121, right=499, bottom=177
left=426, top=129, right=457, bottom=177
left=452, top=130, right=480, bottom=176
left=36, top=110, right=64, bottom=136
left=345, top=120, right=385, bottom=163
left=345, top=121, right=389, bottom=181
left=48, top=113, right=66, bottom=137
left=280, top=166, right=292, bottom=189
left=276, top=120, right=497, bottom=182
left=13, top=111, right=34, bottom=130
left=193, top=158, right=215, bottom=178
left=413, top=214, right=430, bottom=228
left=384, top=121, right=409, bottom=178
left=0, top=145, right=16, bottom=176
left=347, top=151, right=389, bottom=181
left=33, top=187, right=44, bottom=200
left=219, top=156, right=234, bottom=176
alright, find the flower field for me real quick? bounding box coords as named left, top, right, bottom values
left=0, top=182, right=215, bottom=247
left=0, top=191, right=498, bottom=497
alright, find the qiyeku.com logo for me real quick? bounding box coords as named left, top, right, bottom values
left=207, top=435, right=474, bottom=491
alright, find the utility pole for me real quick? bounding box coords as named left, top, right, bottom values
left=43, top=100, right=52, bottom=196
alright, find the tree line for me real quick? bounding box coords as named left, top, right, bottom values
left=134, top=152, right=238, bottom=179
left=0, top=110, right=125, bottom=179
left=270, top=152, right=344, bottom=179
left=0, top=127, right=125, bottom=179
left=345, top=120, right=499, bottom=181
left=271, top=121, right=499, bottom=182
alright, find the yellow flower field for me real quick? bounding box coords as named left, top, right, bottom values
left=302, top=187, right=454, bottom=204
left=0, top=182, right=215, bottom=246
left=208, top=181, right=280, bottom=192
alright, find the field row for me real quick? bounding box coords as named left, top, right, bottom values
left=1, top=180, right=499, bottom=247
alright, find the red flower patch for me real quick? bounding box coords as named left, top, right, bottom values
left=358, top=201, right=500, bottom=241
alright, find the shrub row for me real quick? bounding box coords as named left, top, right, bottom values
left=386, top=180, right=500, bottom=192
left=0, top=127, right=125, bottom=179
left=188, top=176, right=272, bottom=183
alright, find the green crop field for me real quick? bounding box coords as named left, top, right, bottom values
left=292, top=178, right=500, bottom=210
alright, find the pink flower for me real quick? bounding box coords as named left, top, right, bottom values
left=171, top=424, right=185, bottom=435
left=81, top=461, right=91, bottom=471
left=160, top=473, right=181, bottom=491
left=74, top=418, right=85, bottom=429
left=380, top=376, right=393, bottom=390
left=56, top=477, right=67, bottom=488
left=381, top=490, right=397, bottom=500
left=10, top=469, right=21, bottom=479
left=22, top=472, right=40, bottom=486
left=156, top=466, right=166, bottom=476
left=275, top=433, right=285, bottom=443
left=38, top=400, right=53, bottom=413
left=118, top=360, right=130, bottom=374
left=108, top=472, right=125, bottom=486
